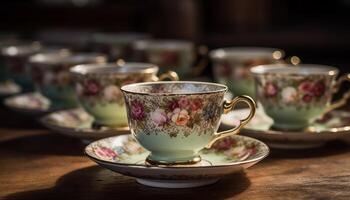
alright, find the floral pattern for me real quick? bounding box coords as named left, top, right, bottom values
left=30, top=63, right=75, bottom=90
left=88, top=134, right=262, bottom=163
left=73, top=73, right=154, bottom=106
left=214, top=58, right=274, bottom=80
left=123, top=84, right=225, bottom=138
left=255, top=74, right=333, bottom=109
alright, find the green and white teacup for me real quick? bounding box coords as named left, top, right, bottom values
left=251, top=64, right=350, bottom=130
left=132, top=39, right=207, bottom=78
left=210, top=47, right=289, bottom=97
left=70, top=62, right=179, bottom=128
left=1, top=42, right=42, bottom=91
left=121, top=81, right=256, bottom=165
left=29, top=52, right=107, bottom=109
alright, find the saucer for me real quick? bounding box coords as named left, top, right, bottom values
left=85, top=134, right=269, bottom=188
left=4, top=92, right=51, bottom=115
left=221, top=107, right=350, bottom=149
left=40, top=108, right=130, bottom=142
left=0, top=80, right=21, bottom=97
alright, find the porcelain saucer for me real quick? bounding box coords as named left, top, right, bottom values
left=221, top=106, right=350, bottom=149
left=0, top=80, right=21, bottom=97
left=40, top=108, right=130, bottom=142
left=85, top=134, right=269, bottom=188
left=4, top=92, right=52, bottom=115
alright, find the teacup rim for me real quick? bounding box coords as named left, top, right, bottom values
left=29, top=52, right=107, bottom=65
left=250, top=64, right=339, bottom=76
left=209, top=47, right=285, bottom=60
left=121, top=81, right=228, bottom=96
left=1, top=42, right=42, bottom=56
left=132, top=39, right=194, bottom=50
left=70, top=62, right=159, bottom=76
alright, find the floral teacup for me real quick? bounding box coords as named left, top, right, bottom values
left=121, top=81, right=256, bottom=165
left=1, top=42, right=42, bottom=91
left=132, top=39, right=207, bottom=77
left=210, top=47, right=288, bottom=97
left=70, top=62, right=179, bottom=128
left=251, top=64, right=350, bottom=130
left=90, top=32, right=150, bottom=62
left=29, top=52, right=107, bottom=109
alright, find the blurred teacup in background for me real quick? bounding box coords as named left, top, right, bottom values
left=1, top=42, right=42, bottom=91
left=29, top=52, right=107, bottom=109
left=0, top=34, right=20, bottom=83
left=251, top=64, right=350, bottom=131
left=210, top=47, right=290, bottom=97
left=37, top=29, right=94, bottom=51
left=70, top=62, right=179, bottom=128
left=132, top=39, right=208, bottom=78
left=90, top=32, right=150, bottom=62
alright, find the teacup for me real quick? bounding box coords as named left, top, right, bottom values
left=1, top=42, right=42, bottom=91
left=121, top=81, right=256, bottom=165
left=90, top=32, right=150, bottom=62
left=132, top=39, right=207, bottom=77
left=251, top=64, right=350, bottom=130
left=70, top=62, right=179, bottom=128
left=29, top=52, right=107, bottom=109
left=210, top=47, right=287, bottom=97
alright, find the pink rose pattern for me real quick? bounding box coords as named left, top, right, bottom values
left=257, top=75, right=331, bottom=109
left=124, top=85, right=224, bottom=138
left=90, top=135, right=259, bottom=162
left=73, top=74, right=152, bottom=106
left=30, top=64, right=73, bottom=88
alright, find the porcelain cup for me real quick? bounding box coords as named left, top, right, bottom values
left=29, top=52, right=107, bottom=109
left=71, top=62, right=179, bottom=128
left=210, top=47, right=290, bottom=97
left=121, top=81, right=256, bottom=165
left=1, top=42, right=42, bottom=91
left=132, top=39, right=207, bottom=78
left=251, top=64, right=350, bottom=130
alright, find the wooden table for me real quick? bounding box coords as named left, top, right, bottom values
left=1, top=106, right=350, bottom=200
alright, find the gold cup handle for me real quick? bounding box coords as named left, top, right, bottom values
left=324, top=74, right=350, bottom=113
left=206, top=95, right=256, bottom=148
left=190, top=45, right=209, bottom=77
left=154, top=71, right=179, bottom=81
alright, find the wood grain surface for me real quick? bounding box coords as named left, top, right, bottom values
left=0, top=106, right=350, bottom=200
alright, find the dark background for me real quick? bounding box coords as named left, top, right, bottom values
left=2, top=0, right=350, bottom=72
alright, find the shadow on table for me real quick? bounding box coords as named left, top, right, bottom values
left=0, top=107, right=43, bottom=129
left=267, top=141, right=350, bottom=159
left=0, top=132, right=85, bottom=156
left=5, top=165, right=251, bottom=200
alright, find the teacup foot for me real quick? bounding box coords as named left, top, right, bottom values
left=136, top=178, right=219, bottom=188
left=145, top=155, right=202, bottom=166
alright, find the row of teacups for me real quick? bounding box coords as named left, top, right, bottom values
left=28, top=52, right=257, bottom=165
left=0, top=33, right=208, bottom=93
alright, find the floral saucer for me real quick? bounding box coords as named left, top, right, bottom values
left=0, top=80, right=21, bottom=97
left=221, top=106, right=350, bottom=149
left=40, top=108, right=130, bottom=142
left=85, top=134, right=269, bottom=188
left=3, top=92, right=51, bottom=115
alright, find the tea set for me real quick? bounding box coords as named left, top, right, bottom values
left=1, top=35, right=350, bottom=188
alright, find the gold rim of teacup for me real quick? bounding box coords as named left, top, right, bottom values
left=29, top=52, right=107, bottom=65
left=209, top=47, right=285, bottom=61
left=120, top=81, right=228, bottom=96
left=70, top=62, right=159, bottom=76
left=250, top=64, right=339, bottom=76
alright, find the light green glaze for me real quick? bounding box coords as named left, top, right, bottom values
left=80, top=101, right=128, bottom=127
left=265, top=106, right=326, bottom=130
left=218, top=78, right=255, bottom=98
left=39, top=85, right=78, bottom=109
left=134, top=132, right=215, bottom=163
